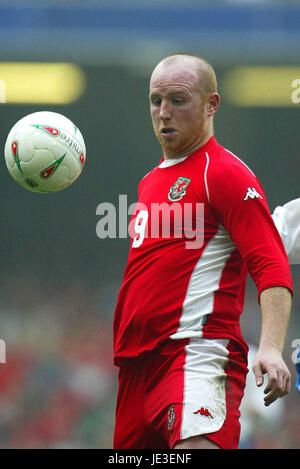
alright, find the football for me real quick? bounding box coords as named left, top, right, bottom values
left=4, top=111, right=86, bottom=193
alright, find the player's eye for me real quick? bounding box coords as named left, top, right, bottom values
left=172, top=97, right=184, bottom=105
left=151, top=96, right=161, bottom=106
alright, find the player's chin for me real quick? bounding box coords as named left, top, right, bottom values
left=159, top=134, right=181, bottom=151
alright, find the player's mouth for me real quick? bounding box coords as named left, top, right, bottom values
left=160, top=127, right=178, bottom=138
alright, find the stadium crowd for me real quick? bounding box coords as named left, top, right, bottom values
left=0, top=272, right=298, bottom=448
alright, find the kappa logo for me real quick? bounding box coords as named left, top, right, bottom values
left=193, top=407, right=214, bottom=419
left=168, top=177, right=191, bottom=202
left=244, top=187, right=263, bottom=201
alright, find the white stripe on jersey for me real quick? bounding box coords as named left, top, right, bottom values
left=225, top=149, right=256, bottom=177
left=181, top=337, right=229, bottom=439
left=204, top=152, right=211, bottom=203
left=170, top=225, right=236, bottom=340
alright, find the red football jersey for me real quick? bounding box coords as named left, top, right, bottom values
left=113, top=137, right=293, bottom=365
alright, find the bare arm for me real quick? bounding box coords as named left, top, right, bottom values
left=252, top=286, right=292, bottom=406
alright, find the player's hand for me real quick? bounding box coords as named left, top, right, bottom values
left=252, top=346, right=291, bottom=406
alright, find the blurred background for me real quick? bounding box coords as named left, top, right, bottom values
left=0, top=0, right=299, bottom=449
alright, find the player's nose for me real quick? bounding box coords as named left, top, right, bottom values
left=159, top=99, right=172, bottom=120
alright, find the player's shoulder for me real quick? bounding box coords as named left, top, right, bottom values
left=208, top=142, right=257, bottom=181
left=206, top=143, right=266, bottom=209
left=137, top=165, right=160, bottom=194
left=138, top=154, right=168, bottom=185
left=139, top=169, right=152, bottom=183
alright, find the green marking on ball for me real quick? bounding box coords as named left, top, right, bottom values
left=39, top=152, right=67, bottom=179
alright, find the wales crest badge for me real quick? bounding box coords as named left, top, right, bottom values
left=168, top=177, right=191, bottom=202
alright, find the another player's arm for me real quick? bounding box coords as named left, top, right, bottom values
left=272, top=198, right=300, bottom=397
left=272, top=198, right=300, bottom=264
left=252, top=286, right=292, bottom=406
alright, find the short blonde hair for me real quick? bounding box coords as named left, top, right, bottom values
left=160, top=53, right=217, bottom=96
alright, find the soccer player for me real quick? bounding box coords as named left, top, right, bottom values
left=272, top=199, right=300, bottom=399
left=113, top=53, right=293, bottom=449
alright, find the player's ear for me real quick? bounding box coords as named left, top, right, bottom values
left=206, top=92, right=220, bottom=117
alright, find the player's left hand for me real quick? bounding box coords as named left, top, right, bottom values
left=252, top=346, right=291, bottom=406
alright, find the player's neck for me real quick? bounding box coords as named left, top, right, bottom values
left=163, top=131, right=214, bottom=160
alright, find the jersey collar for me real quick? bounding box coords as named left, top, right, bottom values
left=158, top=136, right=218, bottom=168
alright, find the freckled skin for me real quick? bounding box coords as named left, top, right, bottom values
left=149, top=57, right=219, bottom=160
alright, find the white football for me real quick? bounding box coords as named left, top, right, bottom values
left=4, top=111, right=86, bottom=193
